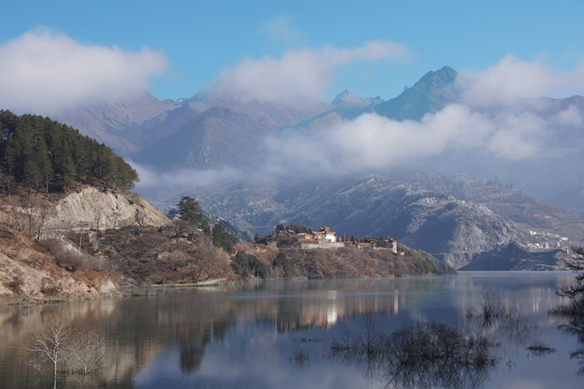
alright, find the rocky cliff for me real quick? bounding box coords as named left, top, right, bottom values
left=44, top=187, right=169, bottom=232
left=0, top=187, right=170, bottom=303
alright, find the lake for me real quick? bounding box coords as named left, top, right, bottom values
left=0, top=271, right=582, bottom=388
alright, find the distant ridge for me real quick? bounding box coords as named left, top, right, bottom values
left=332, top=89, right=382, bottom=108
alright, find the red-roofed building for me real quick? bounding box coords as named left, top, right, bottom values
left=313, top=226, right=337, bottom=243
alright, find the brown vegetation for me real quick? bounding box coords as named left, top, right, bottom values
left=0, top=214, right=454, bottom=303
left=0, top=184, right=453, bottom=304
left=81, top=225, right=233, bottom=285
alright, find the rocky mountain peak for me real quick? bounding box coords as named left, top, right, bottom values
left=332, top=90, right=382, bottom=108
left=374, top=65, right=460, bottom=120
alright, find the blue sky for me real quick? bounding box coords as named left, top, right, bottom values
left=2, top=0, right=584, bottom=103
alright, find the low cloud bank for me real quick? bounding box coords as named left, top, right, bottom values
left=260, top=56, right=584, bottom=174
left=267, top=104, right=582, bottom=174
left=460, top=55, right=584, bottom=106
left=135, top=55, right=584, bottom=197
left=133, top=163, right=244, bottom=191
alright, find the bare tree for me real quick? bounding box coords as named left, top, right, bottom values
left=29, top=316, right=72, bottom=387
left=1, top=171, right=16, bottom=197
left=135, top=208, right=146, bottom=227
left=28, top=316, right=106, bottom=386
left=111, top=210, right=122, bottom=229
left=22, top=195, right=39, bottom=235
left=35, top=197, right=55, bottom=240
left=94, top=206, right=103, bottom=231
left=69, top=330, right=105, bottom=375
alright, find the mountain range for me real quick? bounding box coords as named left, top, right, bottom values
left=50, top=66, right=584, bottom=269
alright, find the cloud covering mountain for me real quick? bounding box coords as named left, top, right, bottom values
left=208, top=40, right=408, bottom=105
left=2, top=29, right=583, bottom=234
left=0, top=29, right=168, bottom=115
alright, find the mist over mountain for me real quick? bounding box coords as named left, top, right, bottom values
left=53, top=92, right=173, bottom=154
left=48, top=66, right=584, bottom=269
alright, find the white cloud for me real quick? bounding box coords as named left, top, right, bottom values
left=0, top=29, right=168, bottom=115
left=264, top=101, right=582, bottom=174
left=211, top=40, right=408, bottom=104
left=555, top=104, right=584, bottom=126
left=264, top=56, right=584, bottom=172
left=459, top=54, right=584, bottom=106
left=133, top=162, right=243, bottom=191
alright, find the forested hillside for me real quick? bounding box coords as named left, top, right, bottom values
left=0, top=110, right=138, bottom=193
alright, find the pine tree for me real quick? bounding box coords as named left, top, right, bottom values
left=177, top=196, right=211, bottom=234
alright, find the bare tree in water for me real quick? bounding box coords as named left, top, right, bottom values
left=28, top=315, right=106, bottom=387
left=29, top=316, right=72, bottom=388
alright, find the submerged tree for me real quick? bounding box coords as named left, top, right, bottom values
left=330, top=319, right=498, bottom=389
left=28, top=315, right=106, bottom=387
left=552, top=247, right=584, bottom=373
left=29, top=317, right=72, bottom=386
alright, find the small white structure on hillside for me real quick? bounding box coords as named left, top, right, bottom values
left=313, top=226, right=337, bottom=243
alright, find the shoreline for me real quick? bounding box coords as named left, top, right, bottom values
left=0, top=272, right=455, bottom=307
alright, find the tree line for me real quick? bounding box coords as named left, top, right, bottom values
left=0, top=110, right=138, bottom=193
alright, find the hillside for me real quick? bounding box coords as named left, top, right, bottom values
left=44, top=66, right=584, bottom=271
left=185, top=174, right=570, bottom=270
left=0, top=185, right=169, bottom=300
left=393, top=170, right=584, bottom=243
left=0, top=187, right=454, bottom=304
left=53, top=92, right=174, bottom=155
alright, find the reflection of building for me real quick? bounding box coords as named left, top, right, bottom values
left=273, top=292, right=401, bottom=332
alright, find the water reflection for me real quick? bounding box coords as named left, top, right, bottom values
left=465, top=289, right=538, bottom=345
left=330, top=315, right=498, bottom=389
left=552, top=297, right=584, bottom=374
left=0, top=273, right=577, bottom=388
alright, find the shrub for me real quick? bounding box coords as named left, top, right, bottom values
left=7, top=276, right=24, bottom=293
left=272, top=252, right=295, bottom=277
left=232, top=252, right=269, bottom=279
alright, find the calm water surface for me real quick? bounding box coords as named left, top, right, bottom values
left=0, top=272, right=581, bottom=388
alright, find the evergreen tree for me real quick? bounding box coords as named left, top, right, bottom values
left=177, top=196, right=211, bottom=234
left=0, top=110, right=138, bottom=192
left=212, top=222, right=237, bottom=253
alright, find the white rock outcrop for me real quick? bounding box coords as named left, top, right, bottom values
left=45, top=187, right=169, bottom=232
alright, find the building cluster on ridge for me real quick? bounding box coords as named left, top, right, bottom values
left=274, top=226, right=399, bottom=254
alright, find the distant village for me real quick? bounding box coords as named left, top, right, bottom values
left=261, top=225, right=399, bottom=254
left=527, top=230, right=571, bottom=251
